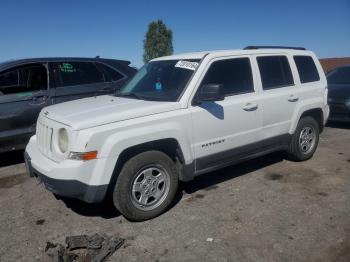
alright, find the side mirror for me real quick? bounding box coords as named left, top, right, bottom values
left=194, top=84, right=225, bottom=104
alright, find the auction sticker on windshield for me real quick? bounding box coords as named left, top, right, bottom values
left=175, top=60, right=199, bottom=71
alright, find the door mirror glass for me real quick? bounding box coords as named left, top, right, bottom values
left=194, top=84, right=224, bottom=104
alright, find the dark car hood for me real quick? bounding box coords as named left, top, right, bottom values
left=328, top=84, right=350, bottom=101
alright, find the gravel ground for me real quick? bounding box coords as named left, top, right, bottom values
left=0, top=124, right=349, bottom=262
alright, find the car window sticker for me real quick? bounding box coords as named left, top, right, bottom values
left=175, top=60, right=199, bottom=71
left=59, top=63, right=76, bottom=73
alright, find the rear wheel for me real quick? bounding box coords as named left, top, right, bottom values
left=113, top=151, right=179, bottom=221
left=287, top=116, right=320, bottom=161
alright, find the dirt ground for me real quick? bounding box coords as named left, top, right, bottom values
left=0, top=123, right=349, bottom=262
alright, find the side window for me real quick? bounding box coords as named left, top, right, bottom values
left=293, top=56, right=320, bottom=83
left=0, top=70, right=19, bottom=94
left=0, top=64, right=47, bottom=95
left=98, top=63, right=124, bottom=82
left=257, top=56, right=294, bottom=90
left=200, top=58, right=254, bottom=96
left=52, top=62, right=104, bottom=87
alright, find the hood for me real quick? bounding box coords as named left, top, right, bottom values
left=328, top=84, right=350, bottom=101
left=43, top=95, right=181, bottom=130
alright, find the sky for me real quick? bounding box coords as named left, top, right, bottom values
left=1, top=0, right=349, bottom=67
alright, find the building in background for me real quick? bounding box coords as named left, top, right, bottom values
left=319, top=57, right=350, bottom=73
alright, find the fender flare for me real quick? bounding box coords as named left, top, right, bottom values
left=289, top=98, right=324, bottom=134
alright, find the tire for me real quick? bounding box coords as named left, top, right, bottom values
left=286, top=116, right=320, bottom=161
left=113, top=151, right=179, bottom=221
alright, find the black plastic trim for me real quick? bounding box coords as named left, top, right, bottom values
left=244, top=46, right=306, bottom=50
left=194, top=134, right=291, bottom=176
left=180, top=161, right=195, bottom=182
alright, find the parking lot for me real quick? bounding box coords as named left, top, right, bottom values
left=0, top=123, right=349, bottom=262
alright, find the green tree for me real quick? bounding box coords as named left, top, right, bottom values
left=143, top=20, right=173, bottom=63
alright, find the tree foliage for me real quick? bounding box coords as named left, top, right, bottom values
left=143, top=20, right=173, bottom=63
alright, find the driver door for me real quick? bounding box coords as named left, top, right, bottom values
left=190, top=56, right=262, bottom=172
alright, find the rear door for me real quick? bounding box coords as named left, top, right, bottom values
left=0, top=63, right=53, bottom=151
left=50, top=61, right=108, bottom=104
left=292, top=55, right=324, bottom=117
left=254, top=55, right=299, bottom=139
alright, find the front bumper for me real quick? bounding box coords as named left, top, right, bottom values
left=25, top=137, right=111, bottom=203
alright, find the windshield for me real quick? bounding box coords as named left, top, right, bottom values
left=327, top=67, right=350, bottom=85
left=118, top=59, right=200, bottom=101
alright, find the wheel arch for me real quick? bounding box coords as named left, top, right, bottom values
left=299, top=108, right=324, bottom=132
left=105, top=138, right=192, bottom=199
left=290, top=104, right=325, bottom=134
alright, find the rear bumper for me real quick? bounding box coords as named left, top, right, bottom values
left=24, top=137, right=110, bottom=203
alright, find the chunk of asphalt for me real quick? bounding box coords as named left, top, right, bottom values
left=91, top=237, right=125, bottom=262
left=66, top=234, right=105, bottom=250
left=45, top=234, right=125, bottom=262
left=65, top=235, right=88, bottom=250
left=63, top=252, right=79, bottom=262
left=45, top=242, right=65, bottom=262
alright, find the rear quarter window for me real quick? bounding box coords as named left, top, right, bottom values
left=294, top=56, right=320, bottom=83
left=97, top=63, right=124, bottom=82
left=257, top=56, right=294, bottom=90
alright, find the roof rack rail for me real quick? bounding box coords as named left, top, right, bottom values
left=244, top=46, right=306, bottom=50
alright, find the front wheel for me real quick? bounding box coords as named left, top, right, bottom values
left=113, top=151, right=179, bottom=221
left=286, top=116, right=320, bottom=161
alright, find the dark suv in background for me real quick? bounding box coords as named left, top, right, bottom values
left=327, top=65, right=350, bottom=122
left=0, top=57, right=137, bottom=153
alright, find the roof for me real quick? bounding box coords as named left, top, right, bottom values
left=152, top=48, right=315, bottom=62
left=0, top=57, right=131, bottom=71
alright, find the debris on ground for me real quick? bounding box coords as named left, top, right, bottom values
left=44, top=234, right=125, bottom=262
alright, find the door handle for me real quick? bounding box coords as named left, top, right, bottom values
left=288, top=95, right=299, bottom=102
left=243, top=103, right=258, bottom=111
left=30, top=95, right=47, bottom=105
left=32, top=95, right=47, bottom=101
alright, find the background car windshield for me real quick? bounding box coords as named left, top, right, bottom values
left=327, top=67, right=350, bottom=85
left=120, top=59, right=200, bottom=101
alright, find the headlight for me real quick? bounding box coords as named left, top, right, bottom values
left=58, top=128, right=69, bottom=153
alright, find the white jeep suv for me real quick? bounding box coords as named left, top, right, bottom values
left=25, top=46, right=329, bottom=221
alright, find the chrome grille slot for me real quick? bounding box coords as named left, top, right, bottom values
left=44, top=126, right=48, bottom=151
left=36, top=120, right=54, bottom=155
left=49, top=128, right=53, bottom=152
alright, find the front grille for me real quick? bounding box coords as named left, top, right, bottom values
left=36, top=121, right=53, bottom=155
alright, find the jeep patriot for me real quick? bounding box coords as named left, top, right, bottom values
left=25, top=46, right=329, bottom=221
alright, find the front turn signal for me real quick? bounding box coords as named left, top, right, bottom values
left=69, top=151, right=98, bottom=161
